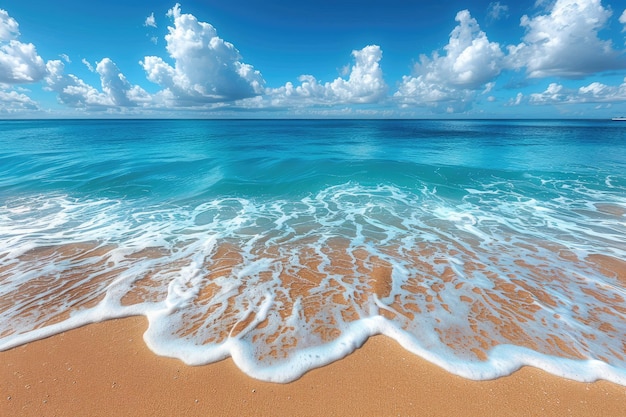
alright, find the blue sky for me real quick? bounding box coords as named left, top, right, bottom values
left=1, top=0, right=626, bottom=118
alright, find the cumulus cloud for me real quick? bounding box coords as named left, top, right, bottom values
left=0, top=9, right=19, bottom=41
left=394, top=10, right=503, bottom=112
left=45, top=60, right=106, bottom=107
left=96, top=58, right=151, bottom=106
left=0, top=86, right=38, bottom=112
left=574, top=79, right=626, bottom=102
left=0, top=9, right=46, bottom=84
left=507, top=0, right=625, bottom=78
left=530, top=78, right=626, bottom=104
left=140, top=3, right=264, bottom=106
left=529, top=83, right=577, bottom=104
left=264, top=45, right=387, bottom=107
left=0, top=9, right=41, bottom=112
left=45, top=58, right=150, bottom=108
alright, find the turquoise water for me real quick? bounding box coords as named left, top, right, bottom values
left=1, top=119, right=625, bottom=383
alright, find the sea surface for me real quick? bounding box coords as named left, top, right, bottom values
left=1, top=119, right=625, bottom=383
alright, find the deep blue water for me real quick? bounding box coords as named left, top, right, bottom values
left=2, top=119, right=624, bottom=201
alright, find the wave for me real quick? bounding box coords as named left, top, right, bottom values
left=1, top=181, right=625, bottom=384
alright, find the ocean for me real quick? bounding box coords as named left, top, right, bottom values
left=1, top=119, right=625, bottom=384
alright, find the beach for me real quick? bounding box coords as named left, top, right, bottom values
left=2, top=119, right=626, bottom=415
left=3, top=316, right=625, bottom=417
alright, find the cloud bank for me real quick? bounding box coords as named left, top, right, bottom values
left=262, top=45, right=387, bottom=108
left=530, top=78, right=626, bottom=104
left=1, top=1, right=626, bottom=116
left=45, top=58, right=149, bottom=109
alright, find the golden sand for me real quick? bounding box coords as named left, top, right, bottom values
left=2, top=316, right=625, bottom=417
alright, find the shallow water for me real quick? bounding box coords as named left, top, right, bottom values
left=1, top=119, right=625, bottom=383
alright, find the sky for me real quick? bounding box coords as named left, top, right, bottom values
left=1, top=0, right=626, bottom=118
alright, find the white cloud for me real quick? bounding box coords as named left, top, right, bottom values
left=60, top=54, right=71, bottom=63
left=330, top=45, right=387, bottom=103
left=620, top=9, right=626, bottom=31
left=263, top=45, right=387, bottom=107
left=140, top=3, right=264, bottom=105
left=45, top=60, right=108, bottom=107
left=487, top=2, right=509, bottom=21
left=573, top=79, right=626, bottom=102
left=0, top=40, right=47, bottom=84
left=507, top=92, right=524, bottom=106
left=394, top=75, right=474, bottom=112
left=0, top=9, right=46, bottom=84
left=530, top=83, right=568, bottom=104
left=145, top=12, right=157, bottom=28
left=529, top=78, right=626, bottom=104
left=96, top=58, right=151, bottom=106
left=507, top=0, right=625, bottom=78
left=45, top=58, right=150, bottom=109
left=0, top=86, right=38, bottom=112
left=394, top=10, right=503, bottom=112
left=82, top=58, right=94, bottom=72
left=0, top=9, right=19, bottom=41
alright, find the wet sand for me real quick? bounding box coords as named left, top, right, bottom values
left=2, top=316, right=625, bottom=416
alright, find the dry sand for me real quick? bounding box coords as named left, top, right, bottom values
left=2, top=316, right=625, bottom=417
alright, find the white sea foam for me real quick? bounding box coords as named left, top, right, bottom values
left=1, top=181, right=625, bottom=384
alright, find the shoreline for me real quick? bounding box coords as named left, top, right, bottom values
left=2, top=316, right=625, bottom=416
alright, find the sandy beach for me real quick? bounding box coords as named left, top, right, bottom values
left=2, top=316, right=625, bottom=417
